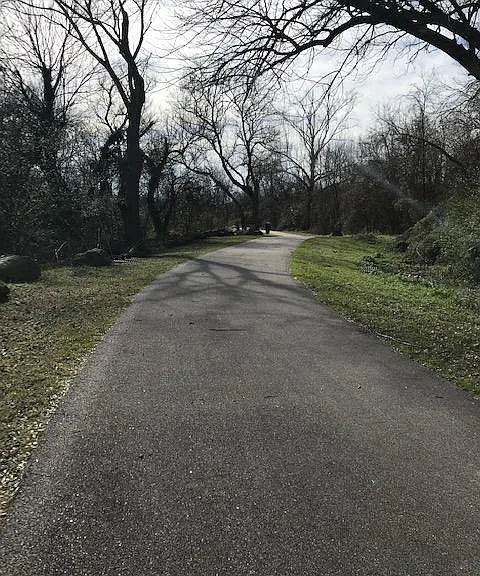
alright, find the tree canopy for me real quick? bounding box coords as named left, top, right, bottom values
left=186, top=0, right=480, bottom=81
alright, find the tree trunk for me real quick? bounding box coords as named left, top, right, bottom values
left=250, top=187, right=261, bottom=229
left=229, top=195, right=246, bottom=230
left=304, top=187, right=313, bottom=230
left=122, top=94, right=144, bottom=246
left=146, top=160, right=164, bottom=241
left=238, top=206, right=247, bottom=230
left=146, top=186, right=163, bottom=240
left=146, top=184, right=176, bottom=244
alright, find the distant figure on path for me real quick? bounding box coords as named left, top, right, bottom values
left=265, top=221, right=272, bottom=234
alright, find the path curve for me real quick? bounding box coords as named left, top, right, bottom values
left=1, top=232, right=479, bottom=575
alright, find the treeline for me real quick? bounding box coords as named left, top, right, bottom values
left=1, top=62, right=479, bottom=261
left=0, top=73, right=232, bottom=260
left=0, top=3, right=479, bottom=281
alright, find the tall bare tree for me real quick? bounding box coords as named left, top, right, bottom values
left=0, top=5, right=101, bottom=255
left=177, top=76, right=277, bottom=228
left=15, top=0, right=155, bottom=246
left=279, top=87, right=354, bottom=228
left=143, top=132, right=178, bottom=242
left=2, top=6, right=94, bottom=190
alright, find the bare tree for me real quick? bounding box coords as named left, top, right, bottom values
left=0, top=5, right=104, bottom=256
left=184, top=0, right=480, bottom=82
left=377, top=91, right=465, bottom=201
left=14, top=0, right=156, bottom=246
left=177, top=75, right=278, bottom=229
left=279, top=87, right=354, bottom=228
left=2, top=7, right=94, bottom=196
left=91, top=83, right=128, bottom=210
left=445, top=82, right=480, bottom=184
left=360, top=80, right=469, bottom=210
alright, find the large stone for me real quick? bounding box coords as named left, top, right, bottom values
left=0, top=255, right=41, bottom=283
left=72, top=248, right=112, bottom=267
left=0, top=280, right=9, bottom=302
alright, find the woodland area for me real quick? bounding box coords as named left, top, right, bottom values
left=0, top=0, right=479, bottom=282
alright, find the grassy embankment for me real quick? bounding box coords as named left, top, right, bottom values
left=291, top=235, right=480, bottom=396
left=0, top=235, right=252, bottom=521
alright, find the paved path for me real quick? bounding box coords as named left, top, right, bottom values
left=1, top=232, right=480, bottom=575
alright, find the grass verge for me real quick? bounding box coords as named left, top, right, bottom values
left=0, top=235, right=252, bottom=521
left=291, top=235, right=480, bottom=396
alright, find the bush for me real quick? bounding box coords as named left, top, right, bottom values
left=403, top=190, right=480, bottom=283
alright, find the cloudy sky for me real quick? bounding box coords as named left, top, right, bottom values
left=266, top=40, right=471, bottom=138
left=339, top=50, right=469, bottom=136
left=150, top=6, right=472, bottom=140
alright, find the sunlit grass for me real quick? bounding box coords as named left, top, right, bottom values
left=291, top=235, right=480, bottom=396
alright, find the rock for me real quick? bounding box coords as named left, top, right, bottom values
left=0, top=255, right=41, bottom=283
left=211, top=228, right=235, bottom=237
left=72, top=248, right=111, bottom=267
left=0, top=280, right=9, bottom=302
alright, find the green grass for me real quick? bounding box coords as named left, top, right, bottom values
left=0, top=235, right=252, bottom=521
left=291, top=235, right=480, bottom=396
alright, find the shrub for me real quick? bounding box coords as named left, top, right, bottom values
left=403, top=189, right=480, bottom=283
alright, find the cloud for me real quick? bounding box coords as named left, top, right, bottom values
left=344, top=49, right=468, bottom=136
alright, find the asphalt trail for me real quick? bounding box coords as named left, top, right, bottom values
left=1, top=232, right=479, bottom=575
